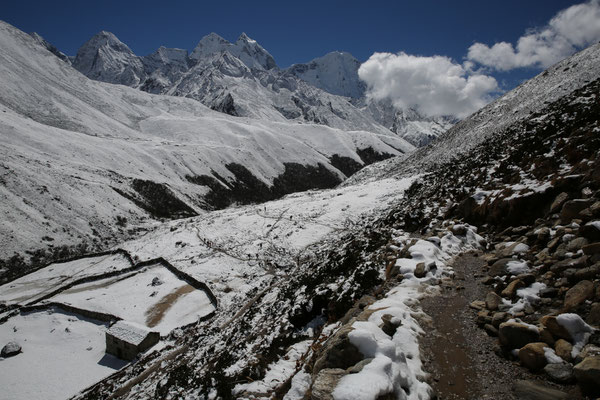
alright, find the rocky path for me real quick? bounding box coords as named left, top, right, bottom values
left=420, top=252, right=535, bottom=399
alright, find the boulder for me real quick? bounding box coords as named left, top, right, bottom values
left=1, top=341, right=21, bottom=357
left=561, top=199, right=594, bottom=224
left=566, top=237, right=589, bottom=252
left=513, top=380, right=568, bottom=400
left=554, top=339, right=573, bottom=362
left=577, top=344, right=600, bottom=361
left=539, top=326, right=556, bottom=346
left=582, top=242, right=600, bottom=255
left=484, top=324, right=499, bottom=336
left=573, top=356, right=600, bottom=389
left=492, top=312, right=509, bottom=328
left=502, top=279, right=525, bottom=299
left=580, top=222, right=600, bottom=241
left=311, top=368, right=347, bottom=400
left=485, top=292, right=502, bottom=311
left=540, top=287, right=559, bottom=298
left=540, top=316, right=571, bottom=341
left=488, top=258, right=514, bottom=277
left=563, top=280, right=595, bottom=311
left=519, top=342, right=548, bottom=371
left=499, top=321, right=540, bottom=349
left=571, top=263, right=600, bottom=283
left=544, top=363, right=574, bottom=383
left=550, top=193, right=569, bottom=214
left=313, top=325, right=364, bottom=373
left=588, top=303, right=600, bottom=327
left=414, top=262, right=427, bottom=278
left=379, top=314, right=401, bottom=337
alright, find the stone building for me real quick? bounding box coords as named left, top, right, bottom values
left=105, top=320, right=159, bottom=361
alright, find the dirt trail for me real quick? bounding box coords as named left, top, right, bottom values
left=145, top=284, right=195, bottom=327
left=419, top=252, right=533, bottom=399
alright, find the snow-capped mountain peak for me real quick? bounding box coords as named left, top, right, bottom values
left=232, top=32, right=276, bottom=70
left=190, top=32, right=276, bottom=70
left=72, top=30, right=145, bottom=86
left=190, top=32, right=231, bottom=60
left=150, top=46, right=188, bottom=62
left=285, top=51, right=365, bottom=98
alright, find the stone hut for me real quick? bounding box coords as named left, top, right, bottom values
left=105, top=320, right=159, bottom=361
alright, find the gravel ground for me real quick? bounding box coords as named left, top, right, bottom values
left=419, top=252, right=557, bottom=399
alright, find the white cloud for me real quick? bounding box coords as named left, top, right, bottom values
left=468, top=0, right=600, bottom=71
left=358, top=52, right=498, bottom=118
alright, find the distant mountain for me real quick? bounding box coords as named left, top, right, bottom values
left=0, top=20, right=413, bottom=269
left=68, top=31, right=451, bottom=146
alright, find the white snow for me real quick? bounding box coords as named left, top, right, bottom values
left=233, top=340, right=312, bottom=396
left=507, top=282, right=546, bottom=314
left=283, top=370, right=312, bottom=400
left=48, top=264, right=215, bottom=334
left=0, top=253, right=131, bottom=305
left=506, top=260, right=530, bottom=275
left=0, top=308, right=127, bottom=400
left=107, top=320, right=154, bottom=346
left=333, top=280, right=432, bottom=400
left=556, top=313, right=595, bottom=358
left=543, top=347, right=564, bottom=364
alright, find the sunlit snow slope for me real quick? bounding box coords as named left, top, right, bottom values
left=0, top=21, right=414, bottom=265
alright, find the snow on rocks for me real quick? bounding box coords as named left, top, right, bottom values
left=308, top=223, right=486, bottom=400
left=1, top=340, right=21, bottom=357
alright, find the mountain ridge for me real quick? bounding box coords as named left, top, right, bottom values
left=66, top=30, right=451, bottom=147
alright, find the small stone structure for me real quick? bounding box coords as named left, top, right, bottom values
left=105, top=320, right=159, bottom=361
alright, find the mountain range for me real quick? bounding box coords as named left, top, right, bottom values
left=67, top=30, right=453, bottom=147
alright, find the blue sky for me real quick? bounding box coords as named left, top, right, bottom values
left=2, top=0, right=581, bottom=66
left=3, top=0, right=598, bottom=117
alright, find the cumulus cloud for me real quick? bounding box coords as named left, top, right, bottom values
left=468, top=0, right=600, bottom=70
left=358, top=52, right=498, bottom=118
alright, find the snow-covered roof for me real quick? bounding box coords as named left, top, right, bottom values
left=107, top=321, right=156, bottom=346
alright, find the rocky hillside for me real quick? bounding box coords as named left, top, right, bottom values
left=63, top=44, right=600, bottom=400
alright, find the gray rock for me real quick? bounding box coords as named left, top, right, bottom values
left=573, top=356, right=600, bottom=388
left=485, top=292, right=502, bottom=311
left=1, top=341, right=21, bottom=357
left=346, top=358, right=373, bottom=374
left=311, top=368, right=347, bottom=400
left=313, top=325, right=364, bottom=374
left=561, top=199, right=594, bottom=224
left=513, top=379, right=568, bottom=400
left=380, top=314, right=401, bottom=337
left=550, top=192, right=569, bottom=214
left=566, top=237, right=589, bottom=252
left=484, top=323, right=498, bottom=336
left=554, top=339, right=573, bottom=362
left=587, top=303, right=600, bottom=327
left=544, top=363, right=574, bottom=383
left=414, top=262, right=427, bottom=278
left=492, top=312, right=509, bottom=328
left=488, top=258, right=514, bottom=277
left=518, top=342, right=548, bottom=371
left=499, top=321, right=540, bottom=349
left=564, top=280, right=595, bottom=310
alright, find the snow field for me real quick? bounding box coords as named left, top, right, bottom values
left=48, top=263, right=215, bottom=335
left=0, top=308, right=128, bottom=400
